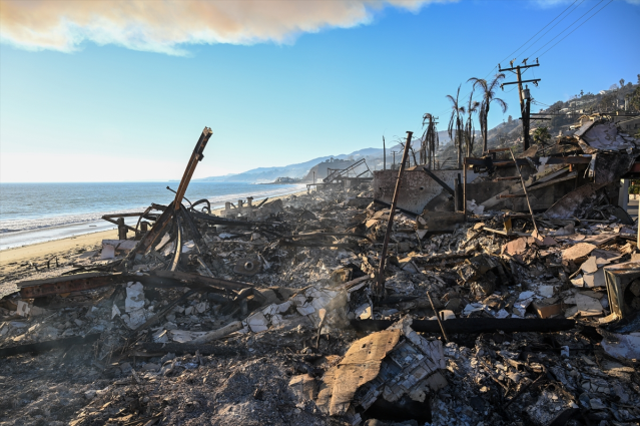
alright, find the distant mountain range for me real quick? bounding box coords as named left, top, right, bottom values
left=198, top=130, right=452, bottom=183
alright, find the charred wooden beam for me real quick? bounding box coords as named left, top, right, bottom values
left=150, top=270, right=252, bottom=291
left=19, top=273, right=133, bottom=299
left=18, top=270, right=250, bottom=298
left=189, top=209, right=258, bottom=228
left=466, top=156, right=591, bottom=168
left=135, top=342, right=244, bottom=356
left=123, top=200, right=176, bottom=263
left=0, top=334, right=101, bottom=358
left=173, top=127, right=213, bottom=212
left=351, top=318, right=576, bottom=334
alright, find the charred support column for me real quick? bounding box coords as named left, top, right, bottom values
left=117, top=217, right=127, bottom=240
left=618, top=179, right=629, bottom=211
left=374, top=131, right=413, bottom=300
left=523, top=85, right=532, bottom=151
left=454, top=173, right=464, bottom=212
left=462, top=159, right=468, bottom=218
left=140, top=221, right=149, bottom=236
left=173, top=127, right=213, bottom=212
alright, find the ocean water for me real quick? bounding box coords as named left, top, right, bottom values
left=0, top=181, right=305, bottom=250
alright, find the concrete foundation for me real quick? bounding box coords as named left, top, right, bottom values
left=373, top=169, right=468, bottom=215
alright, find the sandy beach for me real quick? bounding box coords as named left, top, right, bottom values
left=0, top=229, right=115, bottom=268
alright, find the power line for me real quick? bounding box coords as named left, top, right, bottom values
left=436, top=1, right=580, bottom=117
left=538, top=0, right=613, bottom=58
left=529, top=0, right=606, bottom=59
left=498, top=0, right=579, bottom=65
left=532, top=100, right=552, bottom=107
left=515, top=0, right=585, bottom=61
left=431, top=1, right=610, bottom=122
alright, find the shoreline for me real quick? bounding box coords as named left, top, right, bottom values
left=0, top=185, right=307, bottom=251
left=0, top=189, right=310, bottom=268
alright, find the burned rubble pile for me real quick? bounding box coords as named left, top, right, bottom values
left=1, top=125, right=640, bottom=426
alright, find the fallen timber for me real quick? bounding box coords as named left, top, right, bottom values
left=18, top=270, right=252, bottom=299
left=0, top=334, right=101, bottom=358
left=134, top=342, right=244, bottom=357
left=351, top=318, right=577, bottom=334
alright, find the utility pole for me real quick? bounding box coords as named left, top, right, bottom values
left=383, top=136, right=386, bottom=170
left=499, top=59, right=541, bottom=151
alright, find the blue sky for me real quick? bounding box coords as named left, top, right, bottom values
left=1, top=0, right=639, bottom=182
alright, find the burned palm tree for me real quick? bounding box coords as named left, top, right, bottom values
left=446, top=85, right=465, bottom=168
left=421, top=113, right=439, bottom=169
left=463, top=91, right=480, bottom=157
left=468, top=74, right=508, bottom=154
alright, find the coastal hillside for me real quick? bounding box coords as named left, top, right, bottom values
left=198, top=130, right=451, bottom=183
left=200, top=76, right=639, bottom=183
left=198, top=146, right=390, bottom=183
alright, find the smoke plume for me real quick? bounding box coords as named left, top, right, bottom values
left=0, top=0, right=450, bottom=55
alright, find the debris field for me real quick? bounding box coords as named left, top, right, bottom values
left=1, top=122, right=640, bottom=426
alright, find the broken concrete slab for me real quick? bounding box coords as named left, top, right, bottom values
left=562, top=243, right=597, bottom=263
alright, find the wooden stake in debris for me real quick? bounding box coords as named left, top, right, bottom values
left=374, top=131, right=413, bottom=300
left=315, top=308, right=327, bottom=349
left=427, top=291, right=448, bottom=343
left=510, top=150, right=539, bottom=234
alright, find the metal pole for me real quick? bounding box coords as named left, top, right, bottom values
left=374, top=131, right=413, bottom=300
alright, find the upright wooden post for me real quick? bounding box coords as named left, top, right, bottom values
left=374, top=131, right=413, bottom=300
left=117, top=217, right=127, bottom=240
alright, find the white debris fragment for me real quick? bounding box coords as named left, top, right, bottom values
left=513, top=298, right=533, bottom=317
left=100, top=244, right=116, bottom=260
left=16, top=301, right=31, bottom=317
left=246, top=311, right=269, bottom=333
left=537, top=285, right=555, bottom=298
left=296, top=303, right=316, bottom=316
left=518, top=291, right=535, bottom=300
left=463, top=303, right=484, bottom=317
left=601, top=332, right=640, bottom=360
left=495, top=309, right=510, bottom=319
left=125, top=282, right=145, bottom=313
left=153, top=329, right=169, bottom=343
left=355, top=303, right=372, bottom=320
left=195, top=302, right=208, bottom=314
